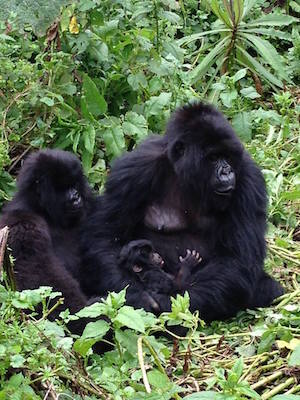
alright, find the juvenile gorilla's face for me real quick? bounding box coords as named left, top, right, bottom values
left=166, top=104, right=243, bottom=207
left=18, top=150, right=91, bottom=227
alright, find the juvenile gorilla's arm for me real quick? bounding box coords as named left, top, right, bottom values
left=1, top=212, right=87, bottom=331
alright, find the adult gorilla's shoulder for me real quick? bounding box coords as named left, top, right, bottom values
left=0, top=149, right=93, bottom=331
left=81, top=102, right=283, bottom=320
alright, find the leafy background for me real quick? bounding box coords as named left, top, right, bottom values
left=0, top=0, right=299, bottom=398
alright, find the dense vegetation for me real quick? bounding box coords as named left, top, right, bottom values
left=0, top=0, right=299, bottom=398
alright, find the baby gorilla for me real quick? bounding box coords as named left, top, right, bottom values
left=119, top=239, right=202, bottom=307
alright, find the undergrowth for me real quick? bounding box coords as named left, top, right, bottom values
left=0, top=0, right=299, bottom=398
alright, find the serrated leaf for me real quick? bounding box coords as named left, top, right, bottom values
left=81, top=320, right=110, bottom=340
left=82, top=74, right=107, bottom=117
left=248, top=13, right=298, bottom=27
left=114, top=306, right=145, bottom=333
left=239, top=28, right=292, bottom=41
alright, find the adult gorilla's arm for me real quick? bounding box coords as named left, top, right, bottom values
left=150, top=156, right=283, bottom=320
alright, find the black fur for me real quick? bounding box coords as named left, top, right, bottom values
left=81, top=103, right=283, bottom=320
left=0, top=149, right=94, bottom=331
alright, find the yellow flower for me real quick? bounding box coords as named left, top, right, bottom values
left=69, top=16, right=79, bottom=34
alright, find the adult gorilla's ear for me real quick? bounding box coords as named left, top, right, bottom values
left=168, top=140, right=185, bottom=163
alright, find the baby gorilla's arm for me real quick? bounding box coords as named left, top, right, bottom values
left=175, top=249, right=202, bottom=290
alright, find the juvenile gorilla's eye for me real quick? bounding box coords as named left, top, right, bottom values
left=174, top=141, right=185, bottom=157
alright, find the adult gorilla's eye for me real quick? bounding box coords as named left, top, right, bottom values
left=174, top=141, right=185, bottom=158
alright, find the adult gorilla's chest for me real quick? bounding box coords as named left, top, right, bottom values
left=137, top=203, right=217, bottom=275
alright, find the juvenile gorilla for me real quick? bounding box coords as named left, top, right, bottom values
left=0, top=149, right=93, bottom=329
left=81, top=103, right=283, bottom=320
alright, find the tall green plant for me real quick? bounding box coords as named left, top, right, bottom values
left=178, top=0, right=298, bottom=89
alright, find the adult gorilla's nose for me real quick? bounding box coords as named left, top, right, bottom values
left=68, top=188, right=82, bottom=206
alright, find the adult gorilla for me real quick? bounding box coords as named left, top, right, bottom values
left=81, top=103, right=283, bottom=320
left=0, top=150, right=94, bottom=329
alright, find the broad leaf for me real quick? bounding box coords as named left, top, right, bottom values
left=232, top=112, right=252, bottom=142
left=114, top=306, right=145, bottom=333
left=81, top=320, right=110, bottom=340
left=183, top=392, right=221, bottom=400
left=83, top=125, right=96, bottom=154
left=102, top=125, right=125, bottom=159
left=289, top=345, right=300, bottom=366
left=82, top=74, right=107, bottom=117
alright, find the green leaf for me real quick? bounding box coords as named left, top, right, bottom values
left=240, top=86, right=260, bottom=99
left=177, top=29, right=230, bottom=46
left=239, top=386, right=260, bottom=399
left=81, top=320, right=110, bottom=340
left=282, top=190, right=300, bottom=200
left=241, top=33, right=290, bottom=81
left=40, top=97, right=54, bottom=107
left=73, top=338, right=97, bottom=356
left=272, top=396, right=300, bottom=400
left=210, top=0, right=233, bottom=27
left=127, top=72, right=147, bottom=91
left=258, top=330, right=276, bottom=354
left=236, top=45, right=283, bottom=88
left=191, top=37, right=230, bottom=83
left=183, top=392, right=220, bottom=400
left=248, top=13, right=298, bottom=27
left=114, top=306, right=145, bottom=333
left=232, top=112, right=252, bottom=142
left=102, top=125, right=125, bottom=159
left=239, top=28, right=292, bottom=41
left=232, top=357, right=244, bottom=378
left=123, top=111, right=148, bottom=142
left=81, top=149, right=93, bottom=173
left=82, top=74, right=107, bottom=117
left=145, top=92, right=172, bottom=116
left=242, top=0, right=257, bottom=19
left=289, top=345, right=300, bottom=366
left=76, top=302, right=106, bottom=318
left=233, top=68, right=248, bottom=82
left=147, top=370, right=170, bottom=389
left=83, top=125, right=96, bottom=154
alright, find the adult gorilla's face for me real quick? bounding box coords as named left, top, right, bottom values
left=166, top=103, right=243, bottom=207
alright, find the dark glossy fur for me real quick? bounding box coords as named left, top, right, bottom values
left=81, top=103, right=283, bottom=321
left=0, top=150, right=94, bottom=331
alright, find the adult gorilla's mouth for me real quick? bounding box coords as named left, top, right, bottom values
left=214, top=186, right=235, bottom=196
